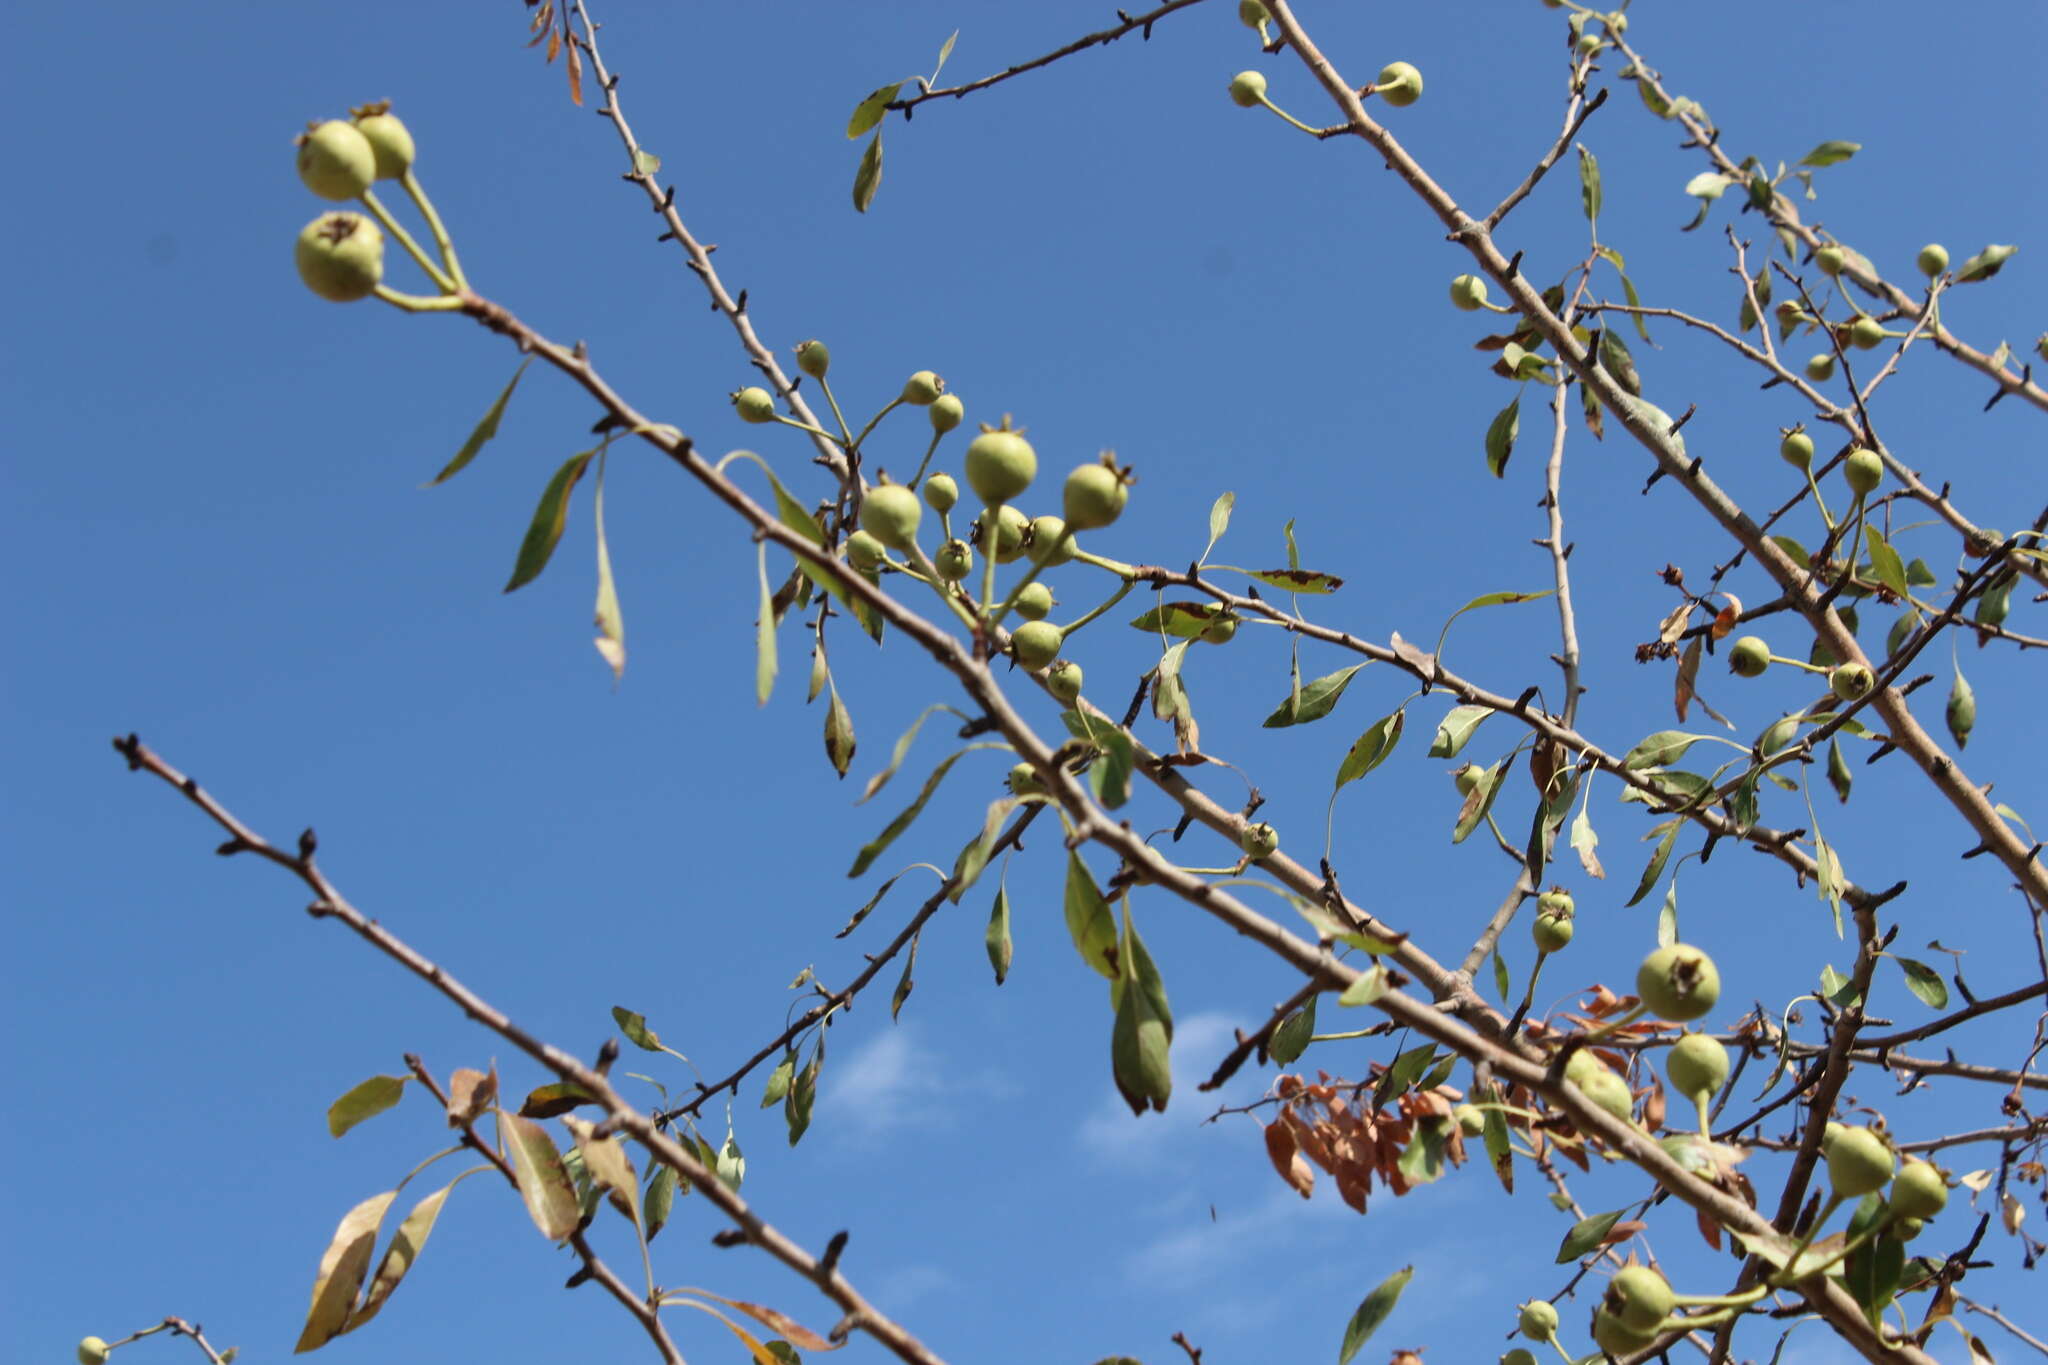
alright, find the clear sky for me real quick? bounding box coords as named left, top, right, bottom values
left=6, top=3, right=2044, bottom=1364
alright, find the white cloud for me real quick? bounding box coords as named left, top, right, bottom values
left=868, top=1263, right=954, bottom=1311
left=822, top=1026, right=941, bottom=1139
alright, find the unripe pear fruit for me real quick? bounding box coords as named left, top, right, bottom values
left=1728, top=635, right=1771, bottom=678
left=1453, top=762, right=1485, bottom=795
left=973, top=504, right=1031, bottom=562
left=901, top=370, right=944, bottom=405
left=1240, top=821, right=1279, bottom=860
left=1806, top=352, right=1837, bottom=382
left=1591, top=1306, right=1658, bottom=1356
left=733, top=387, right=777, bottom=423
left=1891, top=1159, right=1948, bottom=1220
left=1563, top=1048, right=1606, bottom=1089
left=78, top=1339, right=112, bottom=1365
left=1538, top=888, right=1573, bottom=918
left=1605, top=1266, right=1675, bottom=1333
left=845, top=529, right=886, bottom=571
left=1201, top=613, right=1239, bottom=645
left=934, top=538, right=973, bottom=582
left=1830, top=662, right=1874, bottom=702
left=1637, top=943, right=1720, bottom=1022
left=1010, top=621, right=1064, bottom=671
left=795, top=339, right=831, bottom=379
left=1916, top=244, right=1949, bottom=277
left=1533, top=908, right=1574, bottom=954
left=1517, top=1299, right=1559, bottom=1341
left=1604, top=11, right=1627, bottom=33
left=859, top=482, right=922, bottom=551
left=1229, top=71, right=1269, bottom=107
left=351, top=104, right=415, bottom=180
left=296, top=119, right=377, bottom=200
left=965, top=422, right=1037, bottom=505
left=1890, top=1215, right=1926, bottom=1241
left=1015, top=581, right=1055, bottom=621
left=1575, top=32, right=1602, bottom=54
left=1814, top=245, right=1847, bottom=277
left=1376, top=61, right=1423, bottom=106
left=1578, top=1064, right=1635, bottom=1125
left=929, top=393, right=965, bottom=434
left=1028, top=515, right=1075, bottom=566
left=1780, top=431, right=1814, bottom=469
left=1827, top=1125, right=1895, bottom=1198
left=1238, top=0, right=1270, bottom=28
left=1046, top=659, right=1083, bottom=703
left=1007, top=762, right=1044, bottom=797
left=1667, top=1032, right=1729, bottom=1100
left=1450, top=274, right=1490, bottom=311
left=1843, top=446, right=1883, bottom=496
left=1064, top=457, right=1129, bottom=531
left=922, top=472, right=958, bottom=514
left=1455, top=1104, right=1486, bottom=1137
left=1849, top=316, right=1886, bottom=351
left=1503, top=1352, right=1539, bottom=1365
left=295, top=212, right=384, bottom=302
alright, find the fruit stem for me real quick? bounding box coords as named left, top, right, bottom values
left=1518, top=949, right=1551, bottom=1019
left=979, top=507, right=1001, bottom=612
left=814, top=374, right=855, bottom=449
left=358, top=188, right=458, bottom=295
left=1769, top=1190, right=1847, bottom=1286
left=373, top=285, right=466, bottom=312
left=1254, top=93, right=1325, bottom=137
left=1779, top=1209, right=1895, bottom=1283
left=1069, top=546, right=1136, bottom=578
left=1764, top=654, right=1830, bottom=677
left=1804, top=467, right=1837, bottom=532
left=989, top=527, right=1075, bottom=626
left=1545, top=1332, right=1574, bottom=1365
left=900, top=542, right=981, bottom=632
left=1059, top=578, right=1135, bottom=636
left=1671, top=1284, right=1771, bottom=1309
left=771, top=413, right=841, bottom=442
left=399, top=169, right=469, bottom=290
left=851, top=396, right=905, bottom=455
left=908, top=430, right=945, bottom=487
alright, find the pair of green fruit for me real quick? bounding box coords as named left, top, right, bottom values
left=1228, top=60, right=1421, bottom=110
left=293, top=106, right=418, bottom=303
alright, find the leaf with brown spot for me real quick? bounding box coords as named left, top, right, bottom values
left=1243, top=568, right=1344, bottom=594
left=1711, top=595, right=1743, bottom=639
left=445, top=1066, right=497, bottom=1129
left=519, top=1080, right=601, bottom=1119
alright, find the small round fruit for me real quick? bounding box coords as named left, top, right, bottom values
left=1453, top=762, right=1484, bottom=796
left=1564, top=1048, right=1606, bottom=1089
left=1575, top=32, right=1602, bottom=54
left=1503, top=1352, right=1539, bottom=1365
left=733, top=387, right=777, bottom=423
left=974, top=504, right=1031, bottom=562
left=1028, top=515, right=1075, bottom=566
left=1007, top=762, right=1044, bottom=797
left=295, top=212, right=385, bottom=302
left=1849, top=316, right=1887, bottom=351
left=901, top=370, right=944, bottom=405
left=1814, top=245, right=1847, bottom=277
left=1016, top=582, right=1056, bottom=622
left=1533, top=908, right=1574, bottom=954
left=78, top=1339, right=111, bottom=1365
left=1806, top=352, right=1837, bottom=382
left=1046, top=659, right=1083, bottom=703
left=1916, top=244, right=1949, bottom=277
left=296, top=119, right=377, bottom=201
left=1728, top=635, right=1772, bottom=678
left=965, top=424, right=1037, bottom=505
left=1890, top=1215, right=1926, bottom=1241
left=1605, top=1266, right=1675, bottom=1333
left=1064, top=458, right=1129, bottom=531
left=352, top=107, right=415, bottom=180
left=1229, top=71, right=1269, bottom=108
left=1591, top=1307, right=1658, bottom=1357
left=1376, top=61, right=1423, bottom=106
left=1830, top=662, right=1874, bottom=702
left=1201, top=613, right=1239, bottom=645
left=923, top=472, right=958, bottom=514
left=1238, top=0, right=1269, bottom=28
left=934, top=538, right=973, bottom=582
left=1450, top=274, right=1490, bottom=311
left=1010, top=621, right=1064, bottom=671
left=1843, top=446, right=1883, bottom=496
left=859, top=482, right=922, bottom=551
left=1455, top=1104, right=1486, bottom=1137
left=795, top=339, right=831, bottom=379
left=1518, top=1299, right=1559, bottom=1342
left=845, top=529, right=886, bottom=572
left=1538, top=888, right=1573, bottom=918
left=1827, top=1125, right=1895, bottom=1199
left=1578, top=1064, right=1635, bottom=1125
left=1780, top=431, right=1815, bottom=470
left=1637, top=943, right=1720, bottom=1022
left=1891, top=1159, right=1948, bottom=1220
left=1240, top=821, right=1280, bottom=860
left=1666, top=1032, right=1729, bottom=1101
left=1604, top=11, right=1627, bottom=33
left=929, top=393, right=965, bottom=434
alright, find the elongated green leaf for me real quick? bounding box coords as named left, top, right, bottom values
left=755, top=540, right=778, bottom=705
left=1894, top=956, right=1949, bottom=1009
left=504, top=450, right=596, bottom=592
left=1205, top=491, right=1234, bottom=558
left=1484, top=398, right=1521, bottom=478
left=611, top=1007, right=664, bottom=1052
left=1242, top=568, right=1343, bottom=594
left=1337, top=1265, right=1414, bottom=1365
left=860, top=703, right=967, bottom=804
left=1338, top=965, right=1389, bottom=1007
left=932, top=30, right=958, bottom=82
left=852, top=132, right=883, bottom=212
left=1110, top=903, right=1173, bottom=1115
left=295, top=1190, right=398, bottom=1352
left=1624, top=730, right=1709, bottom=770
left=1556, top=1209, right=1624, bottom=1263
left=784, top=1040, right=822, bottom=1147
left=1571, top=802, right=1604, bottom=879
left=1491, top=947, right=1511, bottom=1002
left=1429, top=705, right=1491, bottom=759
left=1130, top=600, right=1224, bottom=638
left=1797, top=140, right=1861, bottom=167
left=1827, top=736, right=1852, bottom=803
left=891, top=929, right=920, bottom=1021
left=518, top=1080, right=600, bottom=1119
left=824, top=684, right=856, bottom=778
left=1264, top=664, right=1367, bottom=728
left=1063, top=708, right=1139, bottom=810
left=849, top=747, right=982, bottom=876
left=1627, top=819, right=1683, bottom=907
left=846, top=81, right=904, bottom=139
left=1335, top=711, right=1405, bottom=789
left=1064, top=852, right=1119, bottom=979
left=1598, top=327, right=1641, bottom=396
left=428, top=358, right=530, bottom=485
left=760, top=1051, right=796, bottom=1108
left=643, top=1165, right=679, bottom=1240
left=1954, top=243, right=2018, bottom=283
left=1864, top=525, right=1908, bottom=600
left=327, top=1076, right=406, bottom=1138
left=1577, top=145, right=1601, bottom=224
left=592, top=451, right=625, bottom=680
left=500, top=1112, right=580, bottom=1240
left=986, top=884, right=1013, bottom=985
left=1269, top=994, right=1316, bottom=1065
left=1946, top=661, right=1975, bottom=749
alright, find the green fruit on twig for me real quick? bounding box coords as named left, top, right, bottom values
left=1201, top=613, right=1239, bottom=645
left=845, top=529, right=886, bottom=572
left=929, top=393, right=965, bottom=434
left=901, top=370, right=944, bottom=405
left=1780, top=430, right=1814, bottom=469
left=1450, top=274, right=1490, bottom=311
left=1455, top=1103, right=1486, bottom=1137
left=1667, top=1032, right=1729, bottom=1101
left=1453, top=762, right=1484, bottom=795
left=972, top=504, right=1031, bottom=562
left=1575, top=32, right=1602, bottom=54
left=1917, top=243, right=1949, bottom=277
left=295, top=212, right=385, bottom=302
left=1578, top=1064, right=1635, bottom=1125
left=351, top=102, right=415, bottom=180
left=1375, top=61, right=1424, bottom=106
left=1891, top=1158, right=1949, bottom=1220
left=965, top=420, right=1037, bottom=505
left=1603, top=11, right=1627, bottom=33
left=1843, top=446, right=1883, bottom=496
left=1590, top=1306, right=1658, bottom=1356
left=78, top=1339, right=111, bottom=1365
left=1503, top=1352, right=1539, bottom=1365
left=1890, top=1215, right=1926, bottom=1241
left=1805, top=353, right=1837, bottom=382
left=1229, top=70, right=1269, bottom=108
left=1814, top=245, right=1847, bottom=277
left=1517, top=1299, right=1559, bottom=1341
left=1007, top=762, right=1044, bottom=797
left=1240, top=821, right=1279, bottom=860
left=1827, top=1125, right=1895, bottom=1199
left=733, top=387, right=777, bottom=424
left=1533, top=906, right=1574, bottom=954
left=1605, top=1266, right=1675, bottom=1333
left=1830, top=662, right=1874, bottom=702
left=1728, top=635, right=1771, bottom=678
left=1028, top=515, right=1075, bottom=566
left=795, top=339, right=831, bottom=379
left=296, top=119, right=377, bottom=200
left=1064, top=455, right=1130, bottom=531
left=934, top=538, right=973, bottom=582
left=859, top=481, right=922, bottom=551
left=1848, top=316, right=1887, bottom=351
left=1014, top=581, right=1055, bottom=621
left=1238, top=0, right=1269, bottom=28
left=923, top=472, right=958, bottom=514
left=1637, top=943, right=1720, bottom=1022
left=1046, top=659, right=1083, bottom=703
left=1010, top=621, right=1064, bottom=671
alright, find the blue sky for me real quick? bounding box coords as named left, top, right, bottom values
left=6, top=2, right=2045, bottom=1363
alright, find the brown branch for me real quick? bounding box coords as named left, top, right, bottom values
left=887, top=0, right=1211, bottom=114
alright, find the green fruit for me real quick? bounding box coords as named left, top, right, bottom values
left=1517, top=1299, right=1559, bottom=1341
left=1238, top=0, right=1270, bottom=28
left=1046, top=660, right=1083, bottom=703
left=1229, top=71, right=1269, bottom=107
left=1533, top=908, right=1574, bottom=954
left=1636, top=943, right=1720, bottom=1022
left=733, top=387, right=777, bottom=423
left=1007, top=761, right=1044, bottom=797
left=845, top=529, right=886, bottom=571
left=1815, top=245, right=1847, bottom=277
left=1917, top=244, right=1949, bottom=277
left=1605, top=1266, right=1675, bottom=1333
left=934, top=538, right=973, bottom=582
left=1453, top=762, right=1484, bottom=796
left=1849, top=316, right=1887, bottom=351
left=1827, top=1125, right=1895, bottom=1199
left=295, top=212, right=384, bottom=302
left=1575, top=32, right=1602, bottom=54
left=1240, top=822, right=1279, bottom=860
left=1502, top=1352, right=1539, bottom=1365
left=1201, top=613, right=1239, bottom=645
left=1889, top=1215, right=1926, bottom=1241
left=1010, top=621, right=1064, bottom=671
left=1578, top=1064, right=1635, bottom=1125
left=1376, top=61, right=1423, bottom=106
left=352, top=105, right=415, bottom=180
left=1667, top=1032, right=1729, bottom=1101
left=930, top=393, right=965, bottom=434
left=859, top=482, right=922, bottom=551
left=1064, top=457, right=1129, bottom=531
left=1604, top=10, right=1627, bottom=33
left=974, top=504, right=1031, bottom=562
left=78, top=1339, right=112, bottom=1365
left=1450, top=274, right=1490, bottom=311
left=965, top=423, right=1037, bottom=505
left=1028, top=515, right=1075, bottom=566
left=1780, top=431, right=1815, bottom=469
left=1454, top=1104, right=1486, bottom=1137
left=1015, top=581, right=1055, bottom=621
left=795, top=339, right=830, bottom=379
left=1806, top=352, right=1837, bottom=382
left=901, top=370, right=944, bottom=405
left=1843, top=446, right=1883, bottom=496
left=1591, top=1306, right=1658, bottom=1356
left=923, top=472, right=958, bottom=514
left=1830, top=662, right=1874, bottom=702
left=1729, top=635, right=1771, bottom=678
left=1538, top=888, right=1573, bottom=917
left=1891, top=1159, right=1948, bottom=1220
left=296, top=119, right=377, bottom=200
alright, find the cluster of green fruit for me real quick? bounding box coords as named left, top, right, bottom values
left=291, top=104, right=465, bottom=309
left=1789, top=240, right=1950, bottom=380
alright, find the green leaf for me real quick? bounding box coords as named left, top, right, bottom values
left=1269, top=994, right=1317, bottom=1066
left=846, top=81, right=904, bottom=139
left=1623, top=730, right=1708, bottom=770
left=1827, top=737, right=1852, bottom=804
left=1571, top=803, right=1605, bottom=879
left=1264, top=664, right=1367, bottom=728
left=631, top=148, right=661, bottom=176
left=1894, top=956, right=1949, bottom=1010
left=1064, top=710, right=1137, bottom=809
left=591, top=452, right=625, bottom=681
left=1864, top=526, right=1908, bottom=600
left=1241, top=568, right=1344, bottom=594
left=500, top=1112, right=580, bottom=1240
left=1130, top=600, right=1225, bottom=638
left=1110, top=903, right=1173, bottom=1115
left=784, top=1040, right=822, bottom=1147
left=847, top=747, right=981, bottom=877
left=1483, top=1103, right=1514, bottom=1192
left=1556, top=1209, right=1624, bottom=1263
left=1576, top=145, right=1601, bottom=224
left=327, top=1075, right=406, bottom=1138
left=852, top=132, right=884, bottom=213
left=1428, top=704, right=1491, bottom=758
left=823, top=684, right=856, bottom=778
left=1598, top=327, right=1642, bottom=396
left=1816, top=834, right=1846, bottom=936
left=1338, top=964, right=1389, bottom=1007
left=643, top=1165, right=679, bottom=1241
left=754, top=540, right=779, bottom=705
left=1337, top=1265, right=1413, bottom=1365
left=1491, top=947, right=1511, bottom=1002
left=760, top=1051, right=796, bottom=1108
left=518, top=1080, right=601, bottom=1119
left=1797, top=140, right=1861, bottom=167
left=1954, top=243, right=2019, bottom=283
left=1685, top=171, right=1733, bottom=200
left=950, top=795, right=1018, bottom=902
left=611, top=1007, right=664, bottom=1053
left=890, top=929, right=920, bottom=1021
left=1205, top=490, right=1234, bottom=557
left=294, top=1190, right=398, bottom=1352
left=1946, top=661, right=1976, bottom=749
left=985, top=884, right=1013, bottom=986
left=931, top=30, right=958, bottom=82
left=428, top=358, right=530, bottom=485
left=1063, top=852, right=1119, bottom=979
left=1627, top=819, right=1683, bottom=907
left=1282, top=519, right=1301, bottom=571
left=503, top=450, right=596, bottom=592
left=1484, top=397, right=1521, bottom=478
left=859, top=703, right=966, bottom=804
left=1451, top=760, right=1505, bottom=845
left=1335, top=710, right=1405, bottom=789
